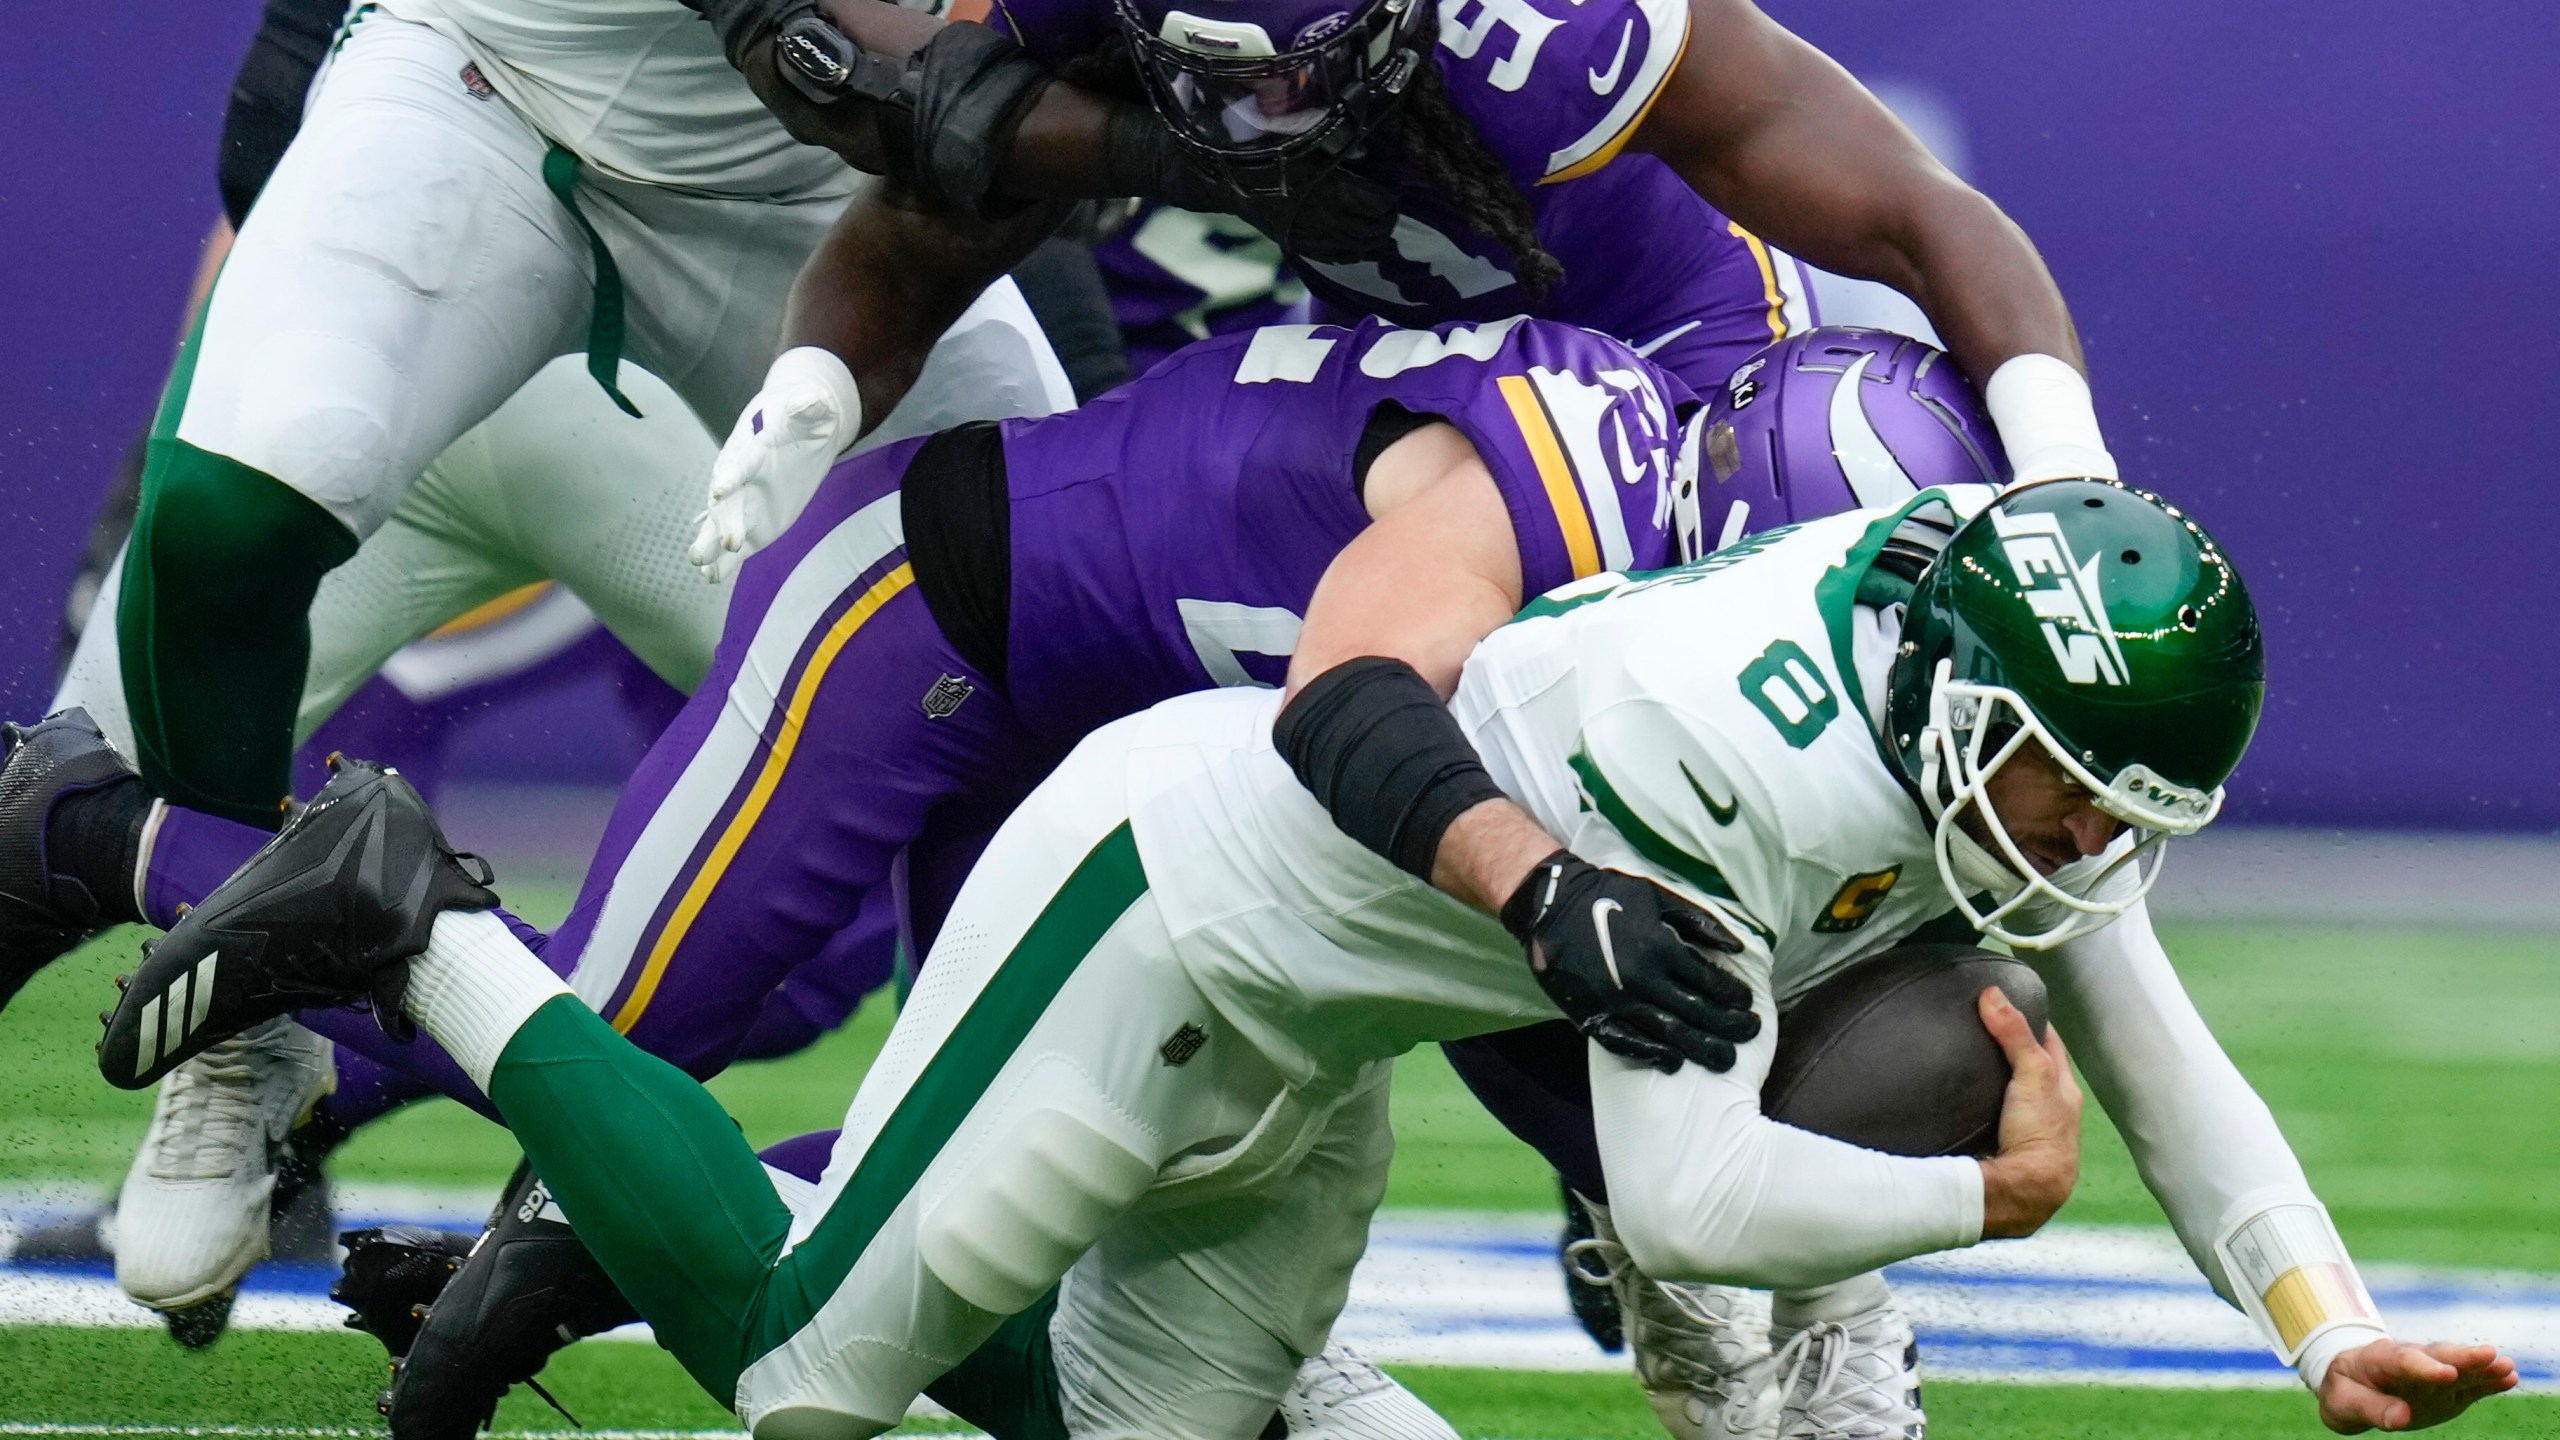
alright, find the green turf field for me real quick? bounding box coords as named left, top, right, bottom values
left=6, top=901, right=2557, bottom=1436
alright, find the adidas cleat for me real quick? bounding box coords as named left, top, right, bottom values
left=97, top=757, right=496, bottom=1090
left=384, top=1161, right=639, bottom=1440
left=335, top=1226, right=478, bottom=1357
left=0, top=708, right=140, bottom=1013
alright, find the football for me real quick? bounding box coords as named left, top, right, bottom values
left=1763, top=944, right=2050, bottom=1158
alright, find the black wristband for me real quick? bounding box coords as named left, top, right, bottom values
left=1274, top=657, right=1508, bottom=880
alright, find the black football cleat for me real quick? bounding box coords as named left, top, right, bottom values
left=162, top=1289, right=237, bottom=1350
left=0, top=708, right=140, bottom=1013
left=336, top=1226, right=478, bottom=1358
left=384, top=1161, right=640, bottom=1440
left=97, top=756, right=497, bottom=1090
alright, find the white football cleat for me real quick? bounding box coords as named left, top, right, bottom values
left=1766, top=1297, right=1926, bottom=1440
left=1567, top=1206, right=1778, bottom=1440
left=1276, top=1342, right=1460, bottom=1440
left=115, top=1017, right=333, bottom=1315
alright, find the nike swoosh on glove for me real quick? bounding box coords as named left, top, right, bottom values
left=689, top=346, right=865, bottom=584
left=1501, top=850, right=1760, bottom=1074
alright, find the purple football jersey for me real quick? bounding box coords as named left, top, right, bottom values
left=999, top=315, right=1698, bottom=740
left=987, top=0, right=1785, bottom=395
left=1094, top=202, right=1313, bottom=374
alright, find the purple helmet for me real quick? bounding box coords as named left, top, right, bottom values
left=1679, top=327, right=2008, bottom=553
left=1116, top=0, right=1429, bottom=189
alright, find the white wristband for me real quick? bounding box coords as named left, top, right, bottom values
left=1983, top=353, right=2117, bottom=484
left=2213, top=1201, right=2386, bottom=1378
left=763, top=345, right=866, bottom=459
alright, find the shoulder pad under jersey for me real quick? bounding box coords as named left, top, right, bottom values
left=1430, top=0, right=1689, bottom=184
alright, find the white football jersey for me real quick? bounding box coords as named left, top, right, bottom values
left=1458, top=486, right=1996, bottom=1009
left=1119, top=486, right=1995, bottom=1083
left=380, top=0, right=867, bottom=194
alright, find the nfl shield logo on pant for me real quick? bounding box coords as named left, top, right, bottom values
left=1159, top=1023, right=1207, bottom=1067
left=920, top=673, right=975, bottom=719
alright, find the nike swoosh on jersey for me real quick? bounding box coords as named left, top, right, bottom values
left=1589, top=19, right=1634, bottom=94
left=1592, top=897, right=1626, bottom=987
left=1682, top=763, right=1740, bottom=826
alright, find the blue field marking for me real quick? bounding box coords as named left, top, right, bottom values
left=7, top=1197, right=2559, bottom=1389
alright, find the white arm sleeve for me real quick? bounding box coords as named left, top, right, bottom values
left=1592, top=972, right=1984, bottom=1291
left=2039, top=901, right=2387, bottom=1388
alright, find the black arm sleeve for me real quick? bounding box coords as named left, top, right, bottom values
left=1273, top=657, right=1508, bottom=880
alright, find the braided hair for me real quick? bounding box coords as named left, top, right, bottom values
left=1382, top=56, right=1564, bottom=300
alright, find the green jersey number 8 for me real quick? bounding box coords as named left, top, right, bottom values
left=1739, top=639, right=1838, bottom=749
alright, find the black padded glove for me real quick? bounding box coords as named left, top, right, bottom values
left=1502, top=851, right=1760, bottom=1074
left=1100, top=107, right=1399, bottom=264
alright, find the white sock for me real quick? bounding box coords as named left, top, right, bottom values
left=1772, top=1270, right=1891, bottom=1333
left=402, top=909, right=571, bottom=1091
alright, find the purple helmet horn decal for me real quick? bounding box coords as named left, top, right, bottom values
left=1687, top=326, right=2009, bottom=551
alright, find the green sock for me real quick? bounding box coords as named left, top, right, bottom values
left=486, top=997, right=791, bottom=1399
left=924, top=1292, right=1071, bottom=1440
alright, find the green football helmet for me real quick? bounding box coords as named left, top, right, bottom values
left=1884, top=479, right=2265, bottom=947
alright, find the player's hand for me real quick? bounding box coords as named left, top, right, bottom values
left=690, top=347, right=864, bottom=584
left=1975, top=987, right=2081, bottom=1238
left=1501, top=851, right=1760, bottom=1074
left=2317, top=1339, right=2517, bottom=1433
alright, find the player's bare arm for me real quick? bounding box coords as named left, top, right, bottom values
left=1265, top=429, right=1561, bottom=921
left=1280, top=423, right=1555, bottom=911
left=1277, top=423, right=1759, bottom=1074
left=1633, top=0, right=2116, bottom=482
left=1633, top=0, right=2080, bottom=385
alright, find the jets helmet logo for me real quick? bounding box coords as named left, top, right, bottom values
left=1989, top=510, right=2129, bottom=686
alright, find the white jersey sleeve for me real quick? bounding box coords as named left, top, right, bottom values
left=1559, top=695, right=1983, bottom=1288
left=2038, top=902, right=2387, bottom=1388
left=1592, top=1011, right=1984, bottom=1290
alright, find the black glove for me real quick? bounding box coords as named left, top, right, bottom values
left=1501, top=851, right=1760, bottom=1074
left=1100, top=107, right=1399, bottom=265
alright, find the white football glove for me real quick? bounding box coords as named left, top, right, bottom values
left=690, top=346, right=865, bottom=584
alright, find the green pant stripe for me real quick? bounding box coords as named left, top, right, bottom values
left=751, top=822, right=1150, bottom=1364
left=539, top=144, right=642, bottom=419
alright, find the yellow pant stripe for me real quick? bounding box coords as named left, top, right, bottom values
left=609, top=562, right=917, bottom=1032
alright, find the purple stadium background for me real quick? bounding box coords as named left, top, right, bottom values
left=1, top=1, right=2552, bottom=829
